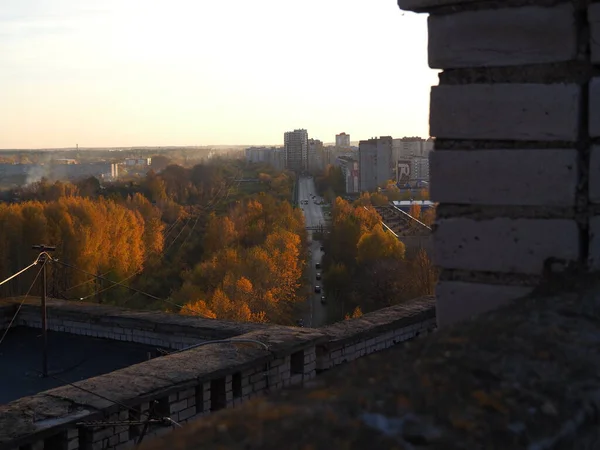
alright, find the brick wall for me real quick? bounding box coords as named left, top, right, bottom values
left=3, top=297, right=268, bottom=349
left=0, top=297, right=434, bottom=450
left=398, top=0, right=599, bottom=327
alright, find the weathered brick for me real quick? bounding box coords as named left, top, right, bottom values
left=590, top=4, right=600, bottom=64
left=434, top=218, right=579, bottom=274
left=591, top=78, right=600, bottom=138
left=430, top=84, right=580, bottom=141
left=430, top=149, right=578, bottom=206
left=428, top=4, right=576, bottom=68
left=436, top=281, right=534, bottom=328
left=587, top=217, right=600, bottom=270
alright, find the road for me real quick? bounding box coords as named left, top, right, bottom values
left=298, top=176, right=328, bottom=328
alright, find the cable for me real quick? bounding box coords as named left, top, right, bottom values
left=49, top=258, right=184, bottom=310
left=0, top=260, right=45, bottom=347
left=0, top=259, right=39, bottom=288
left=62, top=270, right=112, bottom=292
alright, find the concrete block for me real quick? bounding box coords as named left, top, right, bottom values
left=587, top=216, right=600, bottom=269
left=434, top=218, right=579, bottom=274
left=398, top=0, right=478, bottom=10
left=430, top=84, right=581, bottom=141
left=591, top=78, right=600, bottom=138
left=589, top=146, right=600, bottom=203
left=436, top=281, right=534, bottom=328
left=428, top=4, right=576, bottom=68
left=590, top=4, right=600, bottom=64
left=430, top=149, right=578, bottom=206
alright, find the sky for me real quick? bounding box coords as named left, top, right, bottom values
left=0, top=0, right=438, bottom=149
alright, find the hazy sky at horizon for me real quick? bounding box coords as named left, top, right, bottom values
left=0, top=0, right=438, bottom=149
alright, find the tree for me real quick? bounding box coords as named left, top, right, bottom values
left=345, top=306, right=363, bottom=320
left=421, top=207, right=436, bottom=227
left=409, top=203, right=422, bottom=220
left=356, top=224, right=406, bottom=265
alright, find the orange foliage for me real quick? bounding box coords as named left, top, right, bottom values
left=178, top=195, right=306, bottom=324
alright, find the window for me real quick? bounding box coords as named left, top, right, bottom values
left=290, top=350, right=304, bottom=375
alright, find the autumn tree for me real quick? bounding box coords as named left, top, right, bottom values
left=356, top=224, right=406, bottom=265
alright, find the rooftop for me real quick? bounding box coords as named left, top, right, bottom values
left=0, top=327, right=161, bottom=404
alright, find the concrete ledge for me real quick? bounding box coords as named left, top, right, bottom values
left=1, top=297, right=269, bottom=346
left=0, top=298, right=435, bottom=449
left=140, top=284, right=600, bottom=449
left=319, top=296, right=435, bottom=347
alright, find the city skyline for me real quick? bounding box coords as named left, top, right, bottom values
left=0, top=0, right=438, bottom=149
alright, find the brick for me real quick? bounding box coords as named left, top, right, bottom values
left=591, top=78, right=600, bottom=138
left=590, top=4, right=600, bottom=64
left=430, top=84, right=580, bottom=141
left=430, top=149, right=578, bottom=206
left=428, top=4, right=576, bottom=68
left=589, top=146, right=600, bottom=203
left=436, top=281, right=534, bottom=328
left=434, top=218, right=579, bottom=274
left=587, top=217, right=600, bottom=270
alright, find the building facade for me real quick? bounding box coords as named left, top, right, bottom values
left=335, top=132, right=351, bottom=148
left=308, top=138, right=323, bottom=173
left=284, top=129, right=309, bottom=172
left=391, top=137, right=434, bottom=182
left=245, top=147, right=284, bottom=171
left=358, top=136, right=393, bottom=192
left=336, top=156, right=359, bottom=194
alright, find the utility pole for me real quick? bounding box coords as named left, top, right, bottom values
left=32, top=244, right=56, bottom=378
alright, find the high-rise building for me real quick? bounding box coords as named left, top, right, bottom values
left=391, top=137, right=434, bottom=182
left=284, top=129, right=309, bottom=172
left=336, top=156, right=359, bottom=194
left=308, top=138, right=323, bottom=173
left=358, top=136, right=393, bottom=192
left=336, top=132, right=351, bottom=148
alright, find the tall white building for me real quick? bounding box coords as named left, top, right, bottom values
left=358, top=136, right=393, bottom=192
left=284, top=129, right=309, bottom=172
left=335, top=132, right=351, bottom=149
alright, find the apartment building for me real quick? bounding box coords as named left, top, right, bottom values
left=284, top=129, right=309, bottom=172
left=358, top=136, right=393, bottom=192
left=392, top=137, right=433, bottom=182
left=335, top=132, right=351, bottom=149
left=336, top=155, right=359, bottom=194
left=245, top=147, right=284, bottom=171
left=308, top=138, right=323, bottom=173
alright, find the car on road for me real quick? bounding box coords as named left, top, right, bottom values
left=315, top=262, right=321, bottom=269
left=320, top=246, right=324, bottom=252
left=314, top=286, right=321, bottom=293
left=316, top=273, right=321, bottom=280
left=320, top=296, right=326, bottom=304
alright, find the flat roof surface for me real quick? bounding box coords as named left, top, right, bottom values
left=0, top=326, right=163, bottom=405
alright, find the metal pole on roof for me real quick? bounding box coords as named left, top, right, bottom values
left=32, top=244, right=56, bottom=378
